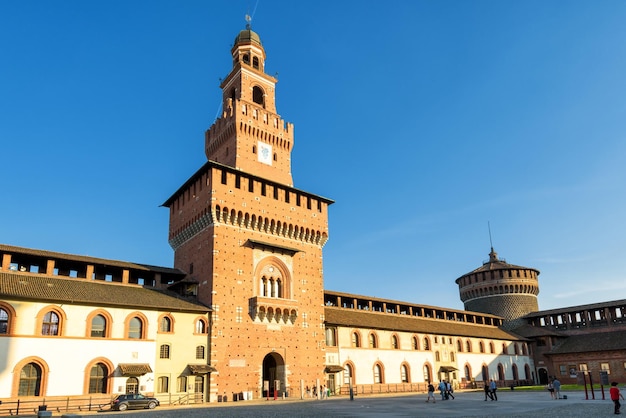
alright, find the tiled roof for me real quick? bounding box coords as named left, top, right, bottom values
left=510, top=323, right=565, bottom=338
left=547, top=330, right=626, bottom=355
left=0, top=272, right=209, bottom=312
left=119, top=363, right=153, bottom=376
left=0, top=243, right=185, bottom=275
left=324, top=307, right=527, bottom=341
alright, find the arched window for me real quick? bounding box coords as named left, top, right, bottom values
left=391, top=335, right=399, bottom=349
left=489, top=342, right=495, bottom=353
left=252, top=56, right=259, bottom=69
left=423, top=364, right=432, bottom=383
left=465, top=340, right=472, bottom=353
left=195, top=318, right=207, bottom=334
left=450, top=352, right=456, bottom=361
left=512, top=364, right=519, bottom=380
left=196, top=346, right=205, bottom=360
left=514, top=343, right=520, bottom=355
left=41, top=311, right=60, bottom=336
left=482, top=365, right=489, bottom=382
left=464, top=364, right=471, bottom=381
left=522, top=343, right=528, bottom=356
left=435, top=351, right=441, bottom=361
left=497, top=363, right=505, bottom=381
left=368, top=333, right=378, bottom=348
left=502, top=343, right=508, bottom=354
left=252, top=86, right=265, bottom=107
left=159, top=344, right=171, bottom=359
left=352, top=332, right=361, bottom=348
left=423, top=337, right=431, bottom=351
left=0, top=307, right=10, bottom=334
left=524, top=364, right=531, bottom=380
left=88, top=363, right=108, bottom=394
left=159, top=316, right=172, bottom=333
left=325, top=327, right=337, bottom=346
left=257, top=259, right=291, bottom=299
left=90, top=314, right=107, bottom=338
left=456, top=339, right=463, bottom=352
left=128, top=317, right=143, bottom=339
left=373, top=364, right=383, bottom=384
left=412, top=336, right=419, bottom=350
left=344, top=363, right=354, bottom=385
left=401, top=364, right=410, bottom=383
left=18, top=363, right=42, bottom=396
left=479, top=341, right=485, bottom=353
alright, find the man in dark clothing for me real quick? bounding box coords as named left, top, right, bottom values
left=484, top=383, right=493, bottom=401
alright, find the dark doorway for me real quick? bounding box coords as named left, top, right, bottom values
left=262, top=352, right=285, bottom=397
left=538, top=368, right=549, bottom=385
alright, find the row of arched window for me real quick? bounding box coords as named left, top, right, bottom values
left=341, top=361, right=532, bottom=386
left=12, top=358, right=206, bottom=397
left=0, top=303, right=208, bottom=338
left=325, top=328, right=529, bottom=356
left=14, top=358, right=116, bottom=396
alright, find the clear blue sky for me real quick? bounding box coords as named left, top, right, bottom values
left=2, top=1, right=625, bottom=311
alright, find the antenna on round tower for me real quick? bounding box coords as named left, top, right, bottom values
left=487, top=221, right=499, bottom=262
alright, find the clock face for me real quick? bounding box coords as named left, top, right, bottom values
left=258, top=141, right=272, bottom=165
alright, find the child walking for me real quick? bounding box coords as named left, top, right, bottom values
left=426, top=382, right=436, bottom=403
left=610, top=382, right=624, bottom=415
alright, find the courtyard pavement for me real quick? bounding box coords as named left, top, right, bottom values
left=71, top=389, right=618, bottom=418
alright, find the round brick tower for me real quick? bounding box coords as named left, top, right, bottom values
left=456, top=248, right=540, bottom=329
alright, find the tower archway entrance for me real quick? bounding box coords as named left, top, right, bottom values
left=538, top=368, right=549, bottom=385
left=262, top=352, right=285, bottom=398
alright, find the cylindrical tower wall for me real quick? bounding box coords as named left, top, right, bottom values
left=464, top=294, right=539, bottom=329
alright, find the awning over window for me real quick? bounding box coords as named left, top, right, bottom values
left=119, top=363, right=153, bottom=376
left=324, top=365, right=345, bottom=373
left=188, top=364, right=218, bottom=374
left=438, top=366, right=458, bottom=373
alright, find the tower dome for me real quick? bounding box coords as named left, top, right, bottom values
left=455, top=248, right=540, bottom=329
left=234, top=28, right=262, bottom=47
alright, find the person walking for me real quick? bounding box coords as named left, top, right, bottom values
left=446, top=381, right=455, bottom=400
left=426, top=382, right=436, bottom=403
left=546, top=380, right=555, bottom=399
left=610, top=382, right=624, bottom=415
left=489, top=379, right=498, bottom=401
left=439, top=381, right=447, bottom=400
left=552, top=377, right=561, bottom=399
left=484, top=382, right=493, bottom=401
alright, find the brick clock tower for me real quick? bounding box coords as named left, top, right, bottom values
left=162, top=25, right=333, bottom=401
